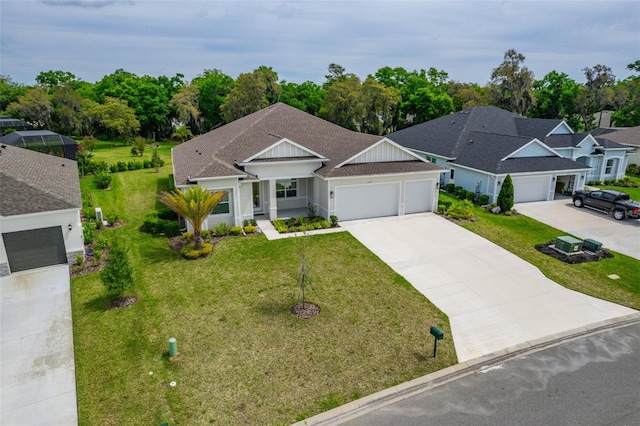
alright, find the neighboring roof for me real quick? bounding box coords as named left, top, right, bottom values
left=0, top=144, right=81, bottom=216
left=388, top=106, right=602, bottom=175
left=590, top=126, right=640, bottom=148
left=173, top=103, right=441, bottom=185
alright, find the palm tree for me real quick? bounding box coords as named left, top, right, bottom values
left=171, top=125, right=193, bottom=142
left=159, top=186, right=226, bottom=250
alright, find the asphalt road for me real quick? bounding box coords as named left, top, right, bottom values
left=344, top=321, right=640, bottom=426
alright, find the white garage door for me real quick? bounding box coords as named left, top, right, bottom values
left=335, top=182, right=399, bottom=221
left=405, top=180, right=433, bottom=214
left=512, top=176, right=551, bottom=203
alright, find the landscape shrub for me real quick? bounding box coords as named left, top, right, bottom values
left=82, top=206, right=96, bottom=220
left=127, top=161, right=136, bottom=171
left=244, top=225, right=256, bottom=234
left=180, top=242, right=213, bottom=259
left=75, top=253, right=85, bottom=268
left=83, top=221, right=96, bottom=244
left=94, top=161, right=109, bottom=173
left=439, top=199, right=453, bottom=209
left=156, top=207, right=178, bottom=221
left=272, top=220, right=287, bottom=233
left=181, top=231, right=193, bottom=242
left=497, top=174, right=514, bottom=212
left=447, top=200, right=474, bottom=220
left=141, top=212, right=181, bottom=236
left=465, top=191, right=476, bottom=202
left=330, top=215, right=339, bottom=227
left=230, top=226, right=243, bottom=236
left=134, top=161, right=143, bottom=170
left=627, top=164, right=639, bottom=176
left=109, top=164, right=118, bottom=173
left=200, top=229, right=211, bottom=241
left=438, top=204, right=447, bottom=214
left=446, top=183, right=456, bottom=193
left=143, top=159, right=152, bottom=168
left=94, top=171, right=112, bottom=189
left=213, top=222, right=231, bottom=236
left=105, top=212, right=119, bottom=226
left=477, top=194, right=490, bottom=205
left=117, top=161, right=128, bottom=172
left=456, top=187, right=467, bottom=199
left=243, top=218, right=257, bottom=227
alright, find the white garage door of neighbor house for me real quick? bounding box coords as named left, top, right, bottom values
left=335, top=182, right=399, bottom=221
left=2, top=226, right=67, bottom=273
left=512, top=176, right=551, bottom=203
left=405, top=180, right=433, bottom=214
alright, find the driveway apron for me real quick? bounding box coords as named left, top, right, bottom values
left=0, top=265, right=78, bottom=425
left=516, top=199, right=640, bottom=260
left=341, top=213, right=636, bottom=362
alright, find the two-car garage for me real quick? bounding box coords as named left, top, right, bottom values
left=333, top=179, right=436, bottom=221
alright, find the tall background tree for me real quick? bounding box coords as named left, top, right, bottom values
left=576, top=64, right=616, bottom=130
left=529, top=71, right=581, bottom=130
left=611, top=60, right=640, bottom=127
left=490, top=49, right=535, bottom=116
left=191, top=69, right=235, bottom=130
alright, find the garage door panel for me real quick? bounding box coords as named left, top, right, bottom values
left=512, top=176, right=550, bottom=203
left=2, top=226, right=67, bottom=273
left=405, top=180, right=433, bottom=214
left=336, top=183, right=399, bottom=221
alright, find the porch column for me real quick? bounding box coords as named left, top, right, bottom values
left=268, top=179, right=278, bottom=220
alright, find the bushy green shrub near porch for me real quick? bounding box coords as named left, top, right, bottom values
left=477, top=194, right=490, bottom=205
left=230, top=226, right=243, bottom=236
left=272, top=216, right=333, bottom=233
left=214, top=222, right=231, bottom=236
left=447, top=200, right=474, bottom=220
left=244, top=225, right=257, bottom=234
left=141, top=211, right=181, bottom=236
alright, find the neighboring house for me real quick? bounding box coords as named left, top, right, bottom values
left=589, top=126, right=640, bottom=167
left=388, top=106, right=633, bottom=203
left=0, top=130, right=78, bottom=160
left=0, top=144, right=83, bottom=276
left=171, top=103, right=444, bottom=228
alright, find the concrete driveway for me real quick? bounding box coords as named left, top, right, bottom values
left=0, top=265, right=78, bottom=425
left=340, top=213, right=636, bottom=362
left=516, top=199, right=640, bottom=259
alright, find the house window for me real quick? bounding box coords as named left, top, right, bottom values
left=425, top=155, right=437, bottom=164
left=212, top=192, right=230, bottom=214
left=276, top=179, right=297, bottom=198
left=605, top=159, right=614, bottom=174
left=450, top=169, right=455, bottom=179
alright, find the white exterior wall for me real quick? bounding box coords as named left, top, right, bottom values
left=188, top=178, right=240, bottom=228
left=238, top=181, right=254, bottom=224
left=0, top=209, right=83, bottom=275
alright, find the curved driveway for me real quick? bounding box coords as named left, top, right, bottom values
left=340, top=213, right=636, bottom=362
left=516, top=199, right=640, bottom=259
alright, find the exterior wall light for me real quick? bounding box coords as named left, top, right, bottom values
left=68, top=224, right=73, bottom=230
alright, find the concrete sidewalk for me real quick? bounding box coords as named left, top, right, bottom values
left=340, top=213, right=636, bottom=362
left=0, top=265, right=78, bottom=425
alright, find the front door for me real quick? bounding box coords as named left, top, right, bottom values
left=252, top=182, right=263, bottom=214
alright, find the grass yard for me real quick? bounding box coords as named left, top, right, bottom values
left=72, top=146, right=456, bottom=425
left=440, top=192, right=640, bottom=310
left=599, top=174, right=640, bottom=200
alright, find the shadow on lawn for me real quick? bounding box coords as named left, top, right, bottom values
left=83, top=293, right=113, bottom=312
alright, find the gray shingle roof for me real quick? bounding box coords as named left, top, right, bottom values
left=172, top=103, right=440, bottom=185
left=0, top=144, right=81, bottom=216
left=388, top=106, right=591, bottom=175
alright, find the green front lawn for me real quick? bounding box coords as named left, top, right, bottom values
left=72, top=152, right=456, bottom=425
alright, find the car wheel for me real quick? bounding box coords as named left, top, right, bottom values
left=573, top=198, right=583, bottom=208
left=613, top=210, right=625, bottom=221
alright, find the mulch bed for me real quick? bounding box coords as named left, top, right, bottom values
left=535, top=242, right=613, bottom=264
left=290, top=302, right=320, bottom=319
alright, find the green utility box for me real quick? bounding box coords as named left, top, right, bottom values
left=555, top=236, right=583, bottom=253
left=583, top=238, right=603, bottom=252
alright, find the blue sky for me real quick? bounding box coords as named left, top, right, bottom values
left=1, top=0, right=639, bottom=86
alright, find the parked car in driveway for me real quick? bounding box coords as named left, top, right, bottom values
left=572, top=189, right=640, bottom=220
